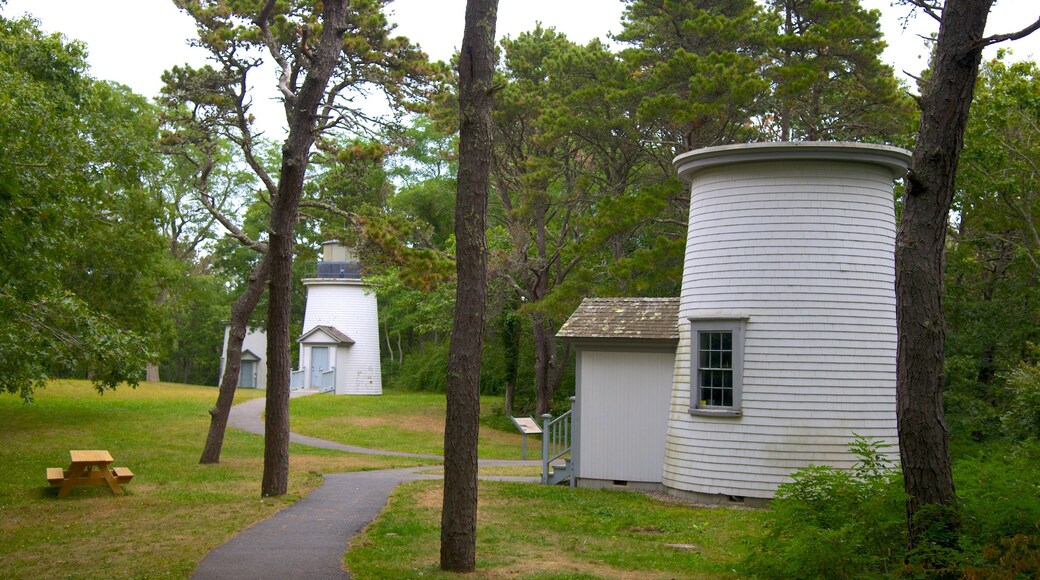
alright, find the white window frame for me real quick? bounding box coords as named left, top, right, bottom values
left=689, top=317, right=746, bottom=417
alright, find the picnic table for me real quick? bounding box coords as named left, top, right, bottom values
left=46, top=450, right=134, bottom=497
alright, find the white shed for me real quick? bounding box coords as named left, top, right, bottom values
left=297, top=242, right=382, bottom=395
left=557, top=298, right=678, bottom=490
left=219, top=326, right=267, bottom=389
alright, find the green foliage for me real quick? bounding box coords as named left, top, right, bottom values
left=386, top=333, right=530, bottom=399
left=954, top=442, right=1040, bottom=557
left=158, top=272, right=234, bottom=386
left=617, top=0, right=771, bottom=152
left=746, top=435, right=906, bottom=578
left=390, top=340, right=450, bottom=392
left=0, top=14, right=169, bottom=399
left=0, top=293, right=153, bottom=401
left=748, top=437, right=1040, bottom=577
left=998, top=356, right=1040, bottom=441
left=899, top=443, right=1040, bottom=575
left=945, top=54, right=1040, bottom=447
left=764, top=0, right=914, bottom=141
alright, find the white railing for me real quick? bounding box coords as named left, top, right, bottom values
left=290, top=370, right=305, bottom=391
left=319, top=369, right=336, bottom=393
left=541, top=397, right=576, bottom=486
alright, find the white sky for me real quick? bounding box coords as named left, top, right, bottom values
left=3, top=0, right=1039, bottom=136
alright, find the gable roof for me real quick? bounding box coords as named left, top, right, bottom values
left=297, top=325, right=356, bottom=344
left=240, top=349, right=261, bottom=361
left=557, top=297, right=680, bottom=342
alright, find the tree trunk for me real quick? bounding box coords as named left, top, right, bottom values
left=260, top=0, right=350, bottom=498
left=532, top=313, right=569, bottom=417
left=440, top=0, right=498, bottom=572
left=200, top=255, right=270, bottom=464
left=532, top=314, right=554, bottom=417
left=896, top=0, right=992, bottom=551
left=501, top=303, right=520, bottom=416
left=145, top=288, right=169, bottom=382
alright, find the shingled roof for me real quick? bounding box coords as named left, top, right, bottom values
left=557, top=297, right=679, bottom=342
left=297, top=325, right=356, bottom=344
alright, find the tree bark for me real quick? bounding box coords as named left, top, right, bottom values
left=145, top=288, right=169, bottom=382
left=896, top=0, right=992, bottom=551
left=200, top=255, right=270, bottom=464
left=261, top=0, right=350, bottom=497
left=440, top=0, right=498, bottom=572
left=532, top=313, right=559, bottom=417
left=501, top=301, right=520, bottom=416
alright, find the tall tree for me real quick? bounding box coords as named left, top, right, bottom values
left=491, top=28, right=591, bottom=417
left=615, top=0, right=770, bottom=156
left=896, top=0, right=1040, bottom=554
left=160, top=62, right=271, bottom=464
left=0, top=14, right=164, bottom=399
left=766, top=0, right=913, bottom=141
left=148, top=122, right=254, bottom=384
left=944, top=56, right=1040, bottom=438
left=441, top=0, right=498, bottom=571
left=173, top=0, right=433, bottom=494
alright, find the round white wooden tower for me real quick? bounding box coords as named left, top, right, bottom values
left=298, top=241, right=382, bottom=395
left=663, top=142, right=910, bottom=502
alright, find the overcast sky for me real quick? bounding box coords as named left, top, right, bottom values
left=3, top=0, right=1039, bottom=136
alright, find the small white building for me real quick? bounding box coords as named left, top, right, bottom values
left=560, top=142, right=911, bottom=503
left=219, top=326, right=267, bottom=389
left=295, top=242, right=382, bottom=395
left=556, top=298, right=678, bottom=490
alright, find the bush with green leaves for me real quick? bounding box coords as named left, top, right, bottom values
left=999, top=358, right=1040, bottom=441
left=956, top=442, right=1040, bottom=554
left=906, top=442, right=1040, bottom=575
left=745, top=435, right=906, bottom=578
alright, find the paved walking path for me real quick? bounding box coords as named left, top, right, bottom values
left=193, top=392, right=540, bottom=579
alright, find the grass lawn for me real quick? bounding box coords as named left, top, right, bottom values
left=290, top=391, right=541, bottom=459
left=347, top=480, right=767, bottom=578
left=0, top=380, right=434, bottom=579
left=2, top=381, right=766, bottom=578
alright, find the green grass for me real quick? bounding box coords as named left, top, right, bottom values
left=346, top=480, right=766, bottom=578
left=2, top=381, right=767, bottom=579
left=0, top=380, right=433, bottom=579
left=289, top=391, right=542, bottom=459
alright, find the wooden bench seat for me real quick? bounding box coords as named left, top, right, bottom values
left=111, top=467, right=134, bottom=484
left=46, top=467, right=65, bottom=487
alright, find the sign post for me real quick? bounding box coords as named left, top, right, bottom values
left=509, top=416, right=542, bottom=460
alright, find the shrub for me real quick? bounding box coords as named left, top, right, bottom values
left=999, top=360, right=1040, bottom=441
left=390, top=340, right=449, bottom=392
left=956, top=442, right=1040, bottom=554
left=744, top=435, right=906, bottom=579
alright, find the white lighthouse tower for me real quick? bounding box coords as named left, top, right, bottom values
left=663, top=142, right=910, bottom=501
left=297, top=241, right=382, bottom=395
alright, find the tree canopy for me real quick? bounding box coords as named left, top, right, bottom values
left=0, top=14, right=170, bottom=400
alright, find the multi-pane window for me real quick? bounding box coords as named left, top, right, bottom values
left=698, top=331, right=733, bottom=407
left=689, top=318, right=745, bottom=415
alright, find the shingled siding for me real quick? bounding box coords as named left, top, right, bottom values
left=664, top=149, right=907, bottom=500
left=301, top=281, right=382, bottom=395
